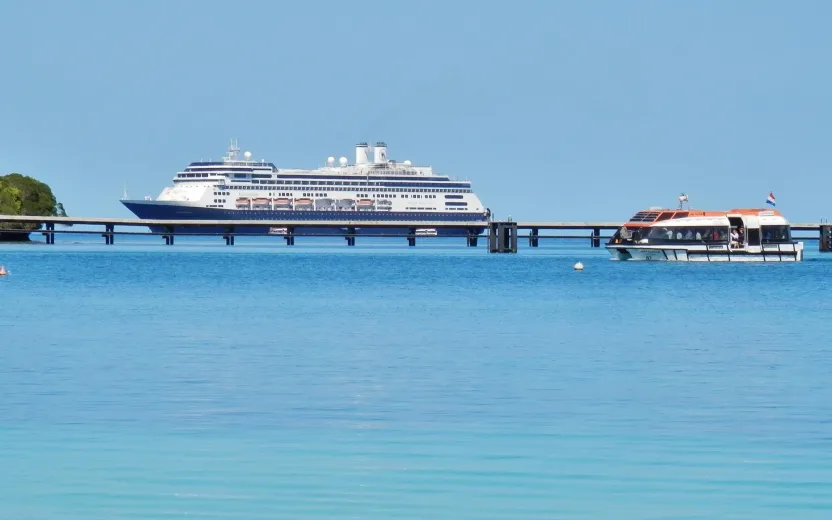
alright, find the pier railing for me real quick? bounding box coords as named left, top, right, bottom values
left=0, top=214, right=827, bottom=253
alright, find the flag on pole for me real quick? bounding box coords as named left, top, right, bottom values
left=766, top=192, right=776, bottom=207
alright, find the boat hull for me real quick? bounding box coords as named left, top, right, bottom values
left=607, top=243, right=804, bottom=262
left=121, top=200, right=488, bottom=237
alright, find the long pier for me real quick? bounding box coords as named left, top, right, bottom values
left=0, top=214, right=828, bottom=253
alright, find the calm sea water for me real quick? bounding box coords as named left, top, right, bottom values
left=2, top=238, right=831, bottom=519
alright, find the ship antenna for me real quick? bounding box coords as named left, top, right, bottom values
left=226, top=138, right=240, bottom=162
left=122, top=181, right=129, bottom=201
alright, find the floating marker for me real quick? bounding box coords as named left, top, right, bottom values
left=573, top=262, right=584, bottom=271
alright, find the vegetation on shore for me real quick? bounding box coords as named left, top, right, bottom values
left=0, top=173, right=67, bottom=241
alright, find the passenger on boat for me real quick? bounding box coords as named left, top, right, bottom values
left=730, top=228, right=740, bottom=248
left=632, top=229, right=643, bottom=242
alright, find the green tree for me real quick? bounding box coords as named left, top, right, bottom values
left=0, top=180, right=23, bottom=215
left=0, top=173, right=68, bottom=240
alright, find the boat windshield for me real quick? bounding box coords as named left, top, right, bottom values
left=646, top=226, right=730, bottom=243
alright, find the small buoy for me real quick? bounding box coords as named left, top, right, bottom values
left=573, top=262, right=584, bottom=271
left=0, top=265, right=7, bottom=276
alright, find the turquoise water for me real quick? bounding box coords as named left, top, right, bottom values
left=2, top=239, right=832, bottom=518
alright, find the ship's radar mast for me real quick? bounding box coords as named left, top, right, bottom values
left=224, top=139, right=240, bottom=162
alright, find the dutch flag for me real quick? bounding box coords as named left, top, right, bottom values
left=766, top=192, right=776, bottom=207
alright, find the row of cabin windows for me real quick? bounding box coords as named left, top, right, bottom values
left=201, top=204, right=476, bottom=213
left=248, top=178, right=471, bottom=189
left=249, top=178, right=471, bottom=188
left=216, top=185, right=471, bottom=193
left=227, top=175, right=472, bottom=187
left=215, top=190, right=453, bottom=199
left=213, top=192, right=419, bottom=199
left=212, top=199, right=468, bottom=208
left=178, top=172, right=471, bottom=187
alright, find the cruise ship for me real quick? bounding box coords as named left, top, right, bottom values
left=121, top=140, right=490, bottom=236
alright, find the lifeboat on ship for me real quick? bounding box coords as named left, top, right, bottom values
left=235, top=197, right=251, bottom=210
left=294, top=198, right=314, bottom=210
left=606, top=206, right=804, bottom=262
left=357, top=199, right=375, bottom=211
left=272, top=197, right=292, bottom=209
left=251, top=197, right=271, bottom=209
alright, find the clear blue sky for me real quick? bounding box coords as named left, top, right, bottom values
left=1, top=0, right=830, bottom=221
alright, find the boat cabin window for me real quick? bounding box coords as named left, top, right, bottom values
left=761, top=225, right=791, bottom=243
left=655, top=212, right=674, bottom=222
left=646, top=226, right=730, bottom=243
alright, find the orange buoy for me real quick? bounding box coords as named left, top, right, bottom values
left=0, top=265, right=6, bottom=276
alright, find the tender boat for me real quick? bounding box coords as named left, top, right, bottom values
left=606, top=207, right=804, bottom=262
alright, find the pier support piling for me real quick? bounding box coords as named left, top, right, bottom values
left=821, top=225, right=832, bottom=252
left=102, top=224, right=114, bottom=245
left=42, top=222, right=55, bottom=245
left=467, top=229, right=479, bottom=247
left=592, top=227, right=601, bottom=248
left=223, top=226, right=235, bottom=246
left=529, top=228, right=539, bottom=247
left=284, top=227, right=295, bottom=246
left=163, top=226, right=174, bottom=246
left=408, top=227, right=416, bottom=247
left=346, top=227, right=356, bottom=247
left=489, top=221, right=518, bottom=253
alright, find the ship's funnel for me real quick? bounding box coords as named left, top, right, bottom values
left=355, top=142, right=369, bottom=165
left=373, top=142, right=387, bottom=164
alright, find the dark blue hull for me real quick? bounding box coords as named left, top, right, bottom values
left=121, top=201, right=488, bottom=237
